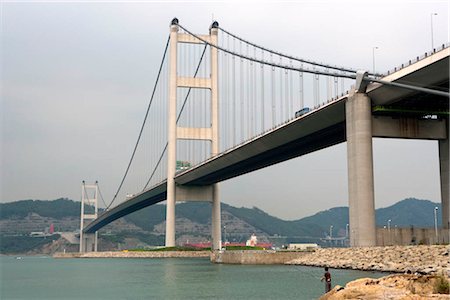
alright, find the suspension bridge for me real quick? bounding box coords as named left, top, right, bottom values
left=79, top=18, right=449, bottom=252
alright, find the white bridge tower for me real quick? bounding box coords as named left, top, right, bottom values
left=79, top=181, right=99, bottom=253
left=165, top=18, right=221, bottom=249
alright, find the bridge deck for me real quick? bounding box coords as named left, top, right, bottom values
left=84, top=47, right=449, bottom=234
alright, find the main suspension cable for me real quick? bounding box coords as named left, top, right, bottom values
left=97, top=183, right=108, bottom=208
left=179, top=24, right=357, bottom=80
left=218, top=26, right=365, bottom=75
left=106, top=35, right=170, bottom=211
left=182, top=23, right=449, bottom=98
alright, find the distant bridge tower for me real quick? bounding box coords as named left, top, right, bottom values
left=166, top=18, right=221, bottom=249
left=79, top=181, right=99, bottom=252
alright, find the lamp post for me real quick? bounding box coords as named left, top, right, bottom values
left=394, top=225, right=398, bottom=244
left=387, top=219, right=392, bottom=245
left=223, top=225, right=227, bottom=246
left=329, top=225, right=333, bottom=239
left=372, top=46, right=379, bottom=74
left=431, top=13, right=438, bottom=50
left=434, top=207, right=438, bottom=243
left=345, top=224, right=349, bottom=247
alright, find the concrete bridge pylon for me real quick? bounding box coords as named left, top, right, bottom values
left=166, top=18, right=221, bottom=249
left=346, top=71, right=449, bottom=246
left=346, top=88, right=376, bottom=247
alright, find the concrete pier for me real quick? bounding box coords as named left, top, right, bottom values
left=211, top=250, right=308, bottom=265
left=439, top=123, right=449, bottom=230
left=346, top=91, right=376, bottom=247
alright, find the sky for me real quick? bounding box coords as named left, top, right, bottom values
left=1, top=0, right=449, bottom=220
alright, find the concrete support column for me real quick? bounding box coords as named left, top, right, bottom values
left=212, top=184, right=221, bottom=250
left=79, top=183, right=85, bottom=253
left=346, top=91, right=376, bottom=247
left=80, top=234, right=97, bottom=252
left=165, top=20, right=179, bottom=247
left=439, top=119, right=449, bottom=230
left=94, top=231, right=98, bottom=252
left=210, top=22, right=221, bottom=250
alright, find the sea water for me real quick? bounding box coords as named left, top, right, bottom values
left=0, top=256, right=385, bottom=299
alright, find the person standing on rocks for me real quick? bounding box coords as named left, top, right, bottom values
left=321, top=267, right=332, bottom=293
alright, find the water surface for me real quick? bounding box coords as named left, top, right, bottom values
left=1, top=256, right=385, bottom=299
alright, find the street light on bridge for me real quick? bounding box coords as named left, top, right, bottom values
left=387, top=219, right=392, bottom=245
left=431, top=13, right=438, bottom=50
left=223, top=225, right=227, bottom=245
left=434, top=206, right=439, bottom=243
left=372, top=46, right=379, bottom=74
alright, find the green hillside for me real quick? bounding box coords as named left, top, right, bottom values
left=375, top=198, right=442, bottom=228
left=0, top=198, right=85, bottom=219
left=1, top=197, right=442, bottom=254
left=1, top=197, right=442, bottom=238
left=294, top=207, right=349, bottom=238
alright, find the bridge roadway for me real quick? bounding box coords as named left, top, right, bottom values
left=84, top=46, right=449, bottom=234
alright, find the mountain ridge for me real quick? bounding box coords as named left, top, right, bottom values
left=0, top=197, right=442, bottom=254
left=1, top=197, right=442, bottom=236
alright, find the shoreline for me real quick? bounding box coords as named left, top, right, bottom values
left=287, top=245, right=449, bottom=275
left=29, top=245, right=450, bottom=276
left=53, top=250, right=210, bottom=258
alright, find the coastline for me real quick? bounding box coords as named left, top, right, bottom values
left=54, top=250, right=210, bottom=258
left=52, top=245, right=449, bottom=276
left=287, top=245, right=449, bottom=275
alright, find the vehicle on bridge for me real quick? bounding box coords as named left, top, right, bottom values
left=176, top=160, right=191, bottom=172
left=295, top=107, right=310, bottom=118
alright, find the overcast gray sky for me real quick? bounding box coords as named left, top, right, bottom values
left=1, top=0, right=449, bottom=220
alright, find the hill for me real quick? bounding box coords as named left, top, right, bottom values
left=0, top=198, right=85, bottom=219
left=295, top=198, right=442, bottom=237
left=0, top=197, right=442, bottom=254
left=375, top=198, right=442, bottom=228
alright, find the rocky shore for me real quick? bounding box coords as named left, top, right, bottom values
left=287, top=245, right=449, bottom=275
left=320, top=274, right=449, bottom=299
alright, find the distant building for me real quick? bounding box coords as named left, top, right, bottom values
left=288, top=243, right=319, bottom=251
left=30, top=232, right=47, bottom=237
left=246, top=234, right=258, bottom=247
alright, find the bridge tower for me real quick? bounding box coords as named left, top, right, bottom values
left=166, top=18, right=221, bottom=249
left=79, top=181, right=99, bottom=252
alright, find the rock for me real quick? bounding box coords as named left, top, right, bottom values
left=287, top=245, right=448, bottom=275
left=320, top=274, right=450, bottom=300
